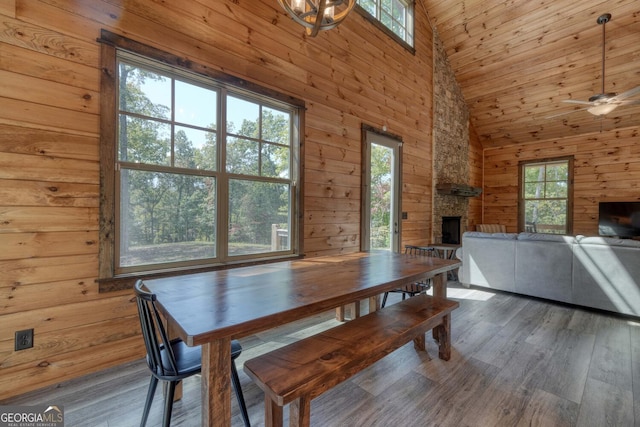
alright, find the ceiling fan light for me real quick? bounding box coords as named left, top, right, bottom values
left=587, top=103, right=618, bottom=116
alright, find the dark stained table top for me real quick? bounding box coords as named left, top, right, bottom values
left=143, top=251, right=460, bottom=346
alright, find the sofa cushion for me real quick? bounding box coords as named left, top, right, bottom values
left=577, top=236, right=640, bottom=248
left=515, top=236, right=573, bottom=303
left=572, top=237, right=640, bottom=315
left=460, top=233, right=516, bottom=292
left=517, top=233, right=577, bottom=243
left=463, top=231, right=518, bottom=240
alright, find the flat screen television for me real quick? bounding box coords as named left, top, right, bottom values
left=598, top=201, right=640, bottom=238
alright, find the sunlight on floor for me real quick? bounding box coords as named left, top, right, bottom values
left=432, top=282, right=496, bottom=301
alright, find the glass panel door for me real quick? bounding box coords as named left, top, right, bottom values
left=362, top=129, right=401, bottom=252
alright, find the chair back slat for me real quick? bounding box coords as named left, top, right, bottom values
left=135, top=280, right=179, bottom=376
left=477, top=224, right=506, bottom=233
left=404, top=245, right=435, bottom=256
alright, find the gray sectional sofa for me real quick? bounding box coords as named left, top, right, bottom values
left=458, top=231, right=640, bottom=317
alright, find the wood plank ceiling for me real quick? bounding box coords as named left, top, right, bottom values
left=422, top=0, right=640, bottom=148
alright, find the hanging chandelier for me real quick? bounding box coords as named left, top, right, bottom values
left=278, top=0, right=356, bottom=37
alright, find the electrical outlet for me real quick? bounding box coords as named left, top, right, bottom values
left=15, top=329, right=34, bottom=351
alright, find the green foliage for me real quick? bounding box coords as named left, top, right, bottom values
left=117, top=62, right=292, bottom=265
left=522, top=161, right=569, bottom=234
left=370, top=144, right=392, bottom=250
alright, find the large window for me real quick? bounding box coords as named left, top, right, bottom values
left=99, top=32, right=303, bottom=280
left=519, top=157, right=573, bottom=234
left=357, top=0, right=414, bottom=48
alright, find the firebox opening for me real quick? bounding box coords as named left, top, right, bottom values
left=442, top=216, right=461, bottom=245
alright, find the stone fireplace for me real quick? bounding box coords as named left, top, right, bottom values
left=432, top=29, right=471, bottom=244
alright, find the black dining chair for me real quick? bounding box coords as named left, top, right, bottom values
left=381, top=245, right=434, bottom=308
left=134, top=280, right=251, bottom=427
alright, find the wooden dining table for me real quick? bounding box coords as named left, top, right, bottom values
left=141, top=250, right=461, bottom=426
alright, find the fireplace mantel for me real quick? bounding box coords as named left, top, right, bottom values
left=436, top=183, right=482, bottom=197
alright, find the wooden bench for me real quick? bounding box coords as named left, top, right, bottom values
left=243, top=294, right=459, bottom=427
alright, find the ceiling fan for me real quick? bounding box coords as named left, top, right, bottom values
left=548, top=13, right=640, bottom=119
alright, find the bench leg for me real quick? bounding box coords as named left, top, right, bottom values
left=265, top=396, right=283, bottom=427
left=435, top=314, right=452, bottom=361
left=289, top=395, right=311, bottom=427
left=413, top=333, right=426, bottom=351
left=431, top=272, right=447, bottom=341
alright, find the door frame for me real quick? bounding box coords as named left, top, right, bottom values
left=360, top=124, right=403, bottom=252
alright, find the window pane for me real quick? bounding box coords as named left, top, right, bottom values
left=524, top=182, right=544, bottom=199
left=119, top=115, right=171, bottom=165
left=226, top=137, right=259, bottom=175
left=261, top=143, right=290, bottom=178
left=175, top=126, right=217, bottom=170
left=381, top=11, right=393, bottom=27
left=392, top=0, right=405, bottom=22
left=228, top=180, right=290, bottom=256
left=545, top=180, right=567, bottom=198
left=227, top=96, right=259, bottom=138
left=175, top=80, right=217, bottom=129
left=535, top=200, right=567, bottom=234
left=381, top=0, right=392, bottom=13
left=524, top=199, right=568, bottom=233
left=546, top=163, right=567, bottom=181
left=392, top=21, right=404, bottom=37
left=524, top=165, right=545, bottom=183
left=119, top=169, right=216, bottom=267
left=360, top=0, right=376, bottom=15
left=262, top=107, right=290, bottom=145
left=119, top=63, right=171, bottom=119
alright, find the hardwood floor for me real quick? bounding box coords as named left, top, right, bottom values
left=3, top=283, right=639, bottom=426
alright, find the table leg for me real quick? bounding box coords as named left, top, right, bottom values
left=432, top=272, right=447, bottom=298
left=368, top=295, right=379, bottom=313
left=336, top=302, right=360, bottom=321
left=201, top=338, right=231, bottom=427
left=351, top=302, right=361, bottom=319
left=265, top=395, right=283, bottom=427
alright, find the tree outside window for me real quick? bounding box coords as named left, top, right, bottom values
left=357, top=0, right=414, bottom=47
left=519, top=157, right=573, bottom=234
left=114, top=55, right=298, bottom=274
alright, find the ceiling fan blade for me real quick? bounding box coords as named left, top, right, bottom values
left=619, top=99, right=640, bottom=106
left=545, top=107, right=591, bottom=119
left=610, top=85, right=640, bottom=102
left=561, top=99, right=593, bottom=105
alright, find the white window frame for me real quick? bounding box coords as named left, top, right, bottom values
left=357, top=0, right=415, bottom=48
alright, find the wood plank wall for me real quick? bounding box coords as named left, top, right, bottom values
left=468, top=124, right=483, bottom=230
left=0, top=0, right=446, bottom=398
left=482, top=127, right=640, bottom=234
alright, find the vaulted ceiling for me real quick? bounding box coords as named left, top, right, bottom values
left=422, top=0, right=640, bottom=148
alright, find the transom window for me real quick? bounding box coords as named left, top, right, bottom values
left=99, top=33, right=303, bottom=280
left=519, top=157, right=573, bottom=234
left=357, top=0, right=414, bottom=47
